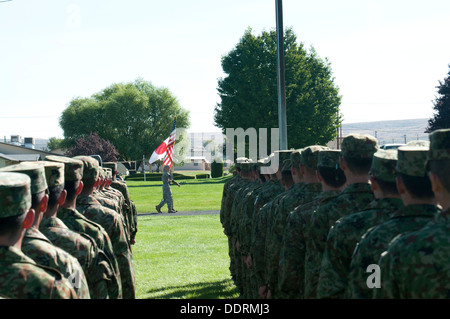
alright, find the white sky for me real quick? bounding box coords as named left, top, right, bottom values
left=1, top=0, right=449, bottom=139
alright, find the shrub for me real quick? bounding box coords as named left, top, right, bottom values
left=196, top=173, right=210, bottom=179
left=211, top=161, right=224, bottom=178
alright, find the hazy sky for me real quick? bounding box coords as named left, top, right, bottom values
left=1, top=0, right=449, bottom=139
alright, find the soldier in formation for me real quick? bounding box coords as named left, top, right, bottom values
left=220, top=129, right=450, bottom=299
left=0, top=156, right=137, bottom=299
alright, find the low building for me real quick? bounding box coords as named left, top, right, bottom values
left=0, top=141, right=59, bottom=168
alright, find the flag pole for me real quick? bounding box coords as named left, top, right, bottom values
left=276, top=0, right=288, bottom=150
left=171, top=114, right=177, bottom=177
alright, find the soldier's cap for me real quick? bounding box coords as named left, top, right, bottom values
left=281, top=159, right=292, bottom=172
left=45, top=155, right=83, bottom=182
left=369, top=150, right=398, bottom=183
left=98, top=167, right=106, bottom=180
left=300, top=145, right=328, bottom=169
left=73, top=156, right=100, bottom=183
left=36, top=161, right=65, bottom=188
left=395, top=146, right=429, bottom=177
left=103, top=162, right=117, bottom=172
left=104, top=167, right=112, bottom=180
left=318, top=149, right=341, bottom=169
left=234, top=157, right=248, bottom=170
left=240, top=161, right=252, bottom=173
left=406, top=140, right=430, bottom=147
left=341, top=134, right=378, bottom=159
left=290, top=149, right=303, bottom=168
left=428, top=128, right=450, bottom=161
left=0, top=162, right=47, bottom=195
left=0, top=172, right=32, bottom=218
left=274, top=150, right=295, bottom=170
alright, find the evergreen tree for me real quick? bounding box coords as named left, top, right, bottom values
left=214, top=28, right=342, bottom=150
left=426, top=64, right=450, bottom=132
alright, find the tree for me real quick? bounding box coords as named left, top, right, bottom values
left=426, top=64, right=450, bottom=132
left=214, top=28, right=342, bottom=152
left=59, top=78, right=190, bottom=161
left=47, top=137, right=64, bottom=151
left=65, top=132, right=120, bottom=162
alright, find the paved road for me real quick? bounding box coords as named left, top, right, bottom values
left=138, top=210, right=220, bottom=217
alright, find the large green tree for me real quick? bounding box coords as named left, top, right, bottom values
left=60, top=78, right=190, bottom=161
left=426, top=64, right=450, bottom=133
left=214, top=28, right=342, bottom=151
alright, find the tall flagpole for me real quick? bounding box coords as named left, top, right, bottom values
left=276, top=0, right=288, bottom=150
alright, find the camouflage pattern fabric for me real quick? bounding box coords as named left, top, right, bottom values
left=22, top=226, right=91, bottom=299
left=265, top=182, right=322, bottom=298
left=318, top=197, right=403, bottom=298
left=278, top=190, right=341, bottom=299
left=76, top=194, right=136, bottom=299
left=158, top=170, right=174, bottom=211
left=374, top=208, right=450, bottom=298
left=110, top=179, right=138, bottom=243
left=348, top=204, right=439, bottom=299
left=0, top=246, right=78, bottom=299
left=303, top=191, right=342, bottom=298
left=57, top=206, right=123, bottom=299
left=248, top=178, right=284, bottom=298
left=250, top=190, right=286, bottom=293
left=39, top=216, right=112, bottom=299
left=307, top=183, right=374, bottom=298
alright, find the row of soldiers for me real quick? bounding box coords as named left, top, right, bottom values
left=220, top=128, right=450, bottom=299
left=0, top=155, right=138, bottom=299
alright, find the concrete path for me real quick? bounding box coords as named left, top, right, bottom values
left=138, top=210, right=219, bottom=217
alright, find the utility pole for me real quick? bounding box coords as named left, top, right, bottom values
left=276, top=0, right=288, bottom=150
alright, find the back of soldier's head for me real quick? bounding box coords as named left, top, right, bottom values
left=0, top=172, right=32, bottom=237
left=38, top=161, right=65, bottom=207
left=427, top=128, right=450, bottom=194
left=46, top=155, right=84, bottom=201
left=0, top=163, right=48, bottom=211
left=396, top=146, right=434, bottom=199
left=300, top=145, right=328, bottom=178
left=369, top=150, right=399, bottom=196
left=317, top=150, right=346, bottom=188
left=341, top=134, right=378, bottom=175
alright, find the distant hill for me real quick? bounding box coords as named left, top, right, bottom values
left=342, top=118, right=429, bottom=145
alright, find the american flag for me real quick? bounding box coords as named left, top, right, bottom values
left=149, top=116, right=177, bottom=166
left=163, top=116, right=176, bottom=167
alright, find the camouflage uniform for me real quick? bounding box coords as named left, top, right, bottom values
left=350, top=146, right=439, bottom=298
left=22, top=226, right=91, bottom=299
left=221, top=160, right=247, bottom=289
left=374, top=129, right=450, bottom=298
left=229, top=161, right=254, bottom=295
left=104, top=162, right=137, bottom=244
left=249, top=151, right=292, bottom=297
left=309, top=134, right=378, bottom=299
left=319, top=150, right=404, bottom=298
left=279, top=149, right=342, bottom=299
left=265, top=147, right=325, bottom=298
left=248, top=174, right=284, bottom=298
left=0, top=172, right=77, bottom=299
left=237, top=166, right=265, bottom=299
left=110, top=179, right=137, bottom=243
left=38, top=159, right=122, bottom=298
left=70, top=156, right=135, bottom=299
left=156, top=169, right=175, bottom=212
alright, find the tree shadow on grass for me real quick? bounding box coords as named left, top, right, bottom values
left=145, top=279, right=239, bottom=299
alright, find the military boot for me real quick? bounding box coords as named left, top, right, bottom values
left=155, top=204, right=162, bottom=213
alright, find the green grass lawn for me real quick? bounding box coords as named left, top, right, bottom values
left=127, top=175, right=231, bottom=213
left=134, top=214, right=239, bottom=299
